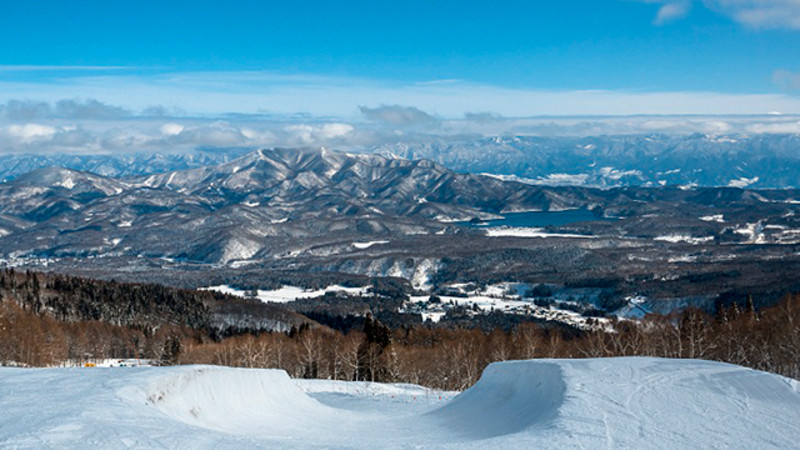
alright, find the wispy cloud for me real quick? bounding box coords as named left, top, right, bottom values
left=2, top=70, right=799, bottom=118
left=463, top=112, right=505, bottom=123
left=636, top=0, right=800, bottom=29
left=710, top=0, right=800, bottom=29
left=0, top=65, right=129, bottom=72
left=654, top=1, right=692, bottom=24
left=0, top=99, right=131, bottom=121
left=773, top=70, right=800, bottom=91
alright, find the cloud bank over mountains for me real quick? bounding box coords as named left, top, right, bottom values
left=1, top=98, right=799, bottom=154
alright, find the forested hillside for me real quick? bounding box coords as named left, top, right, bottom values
left=0, top=269, right=309, bottom=366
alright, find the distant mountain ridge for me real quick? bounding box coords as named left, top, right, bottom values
left=372, top=133, right=800, bottom=188
left=3, top=133, right=800, bottom=188
left=0, top=148, right=253, bottom=183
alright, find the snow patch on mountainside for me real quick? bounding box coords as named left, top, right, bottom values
left=59, top=176, right=75, bottom=190
left=654, top=234, right=715, bottom=244
left=734, top=222, right=766, bottom=244
left=220, top=237, right=261, bottom=264
left=411, top=258, right=437, bottom=291
left=728, top=176, right=760, bottom=188
left=700, top=214, right=725, bottom=222
left=485, top=227, right=597, bottom=239
left=353, top=240, right=389, bottom=249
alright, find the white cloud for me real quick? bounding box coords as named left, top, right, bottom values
left=0, top=123, right=99, bottom=151
left=170, top=122, right=250, bottom=147
left=745, top=120, right=800, bottom=133
left=284, top=123, right=355, bottom=145
left=655, top=2, right=691, bottom=24
left=5, top=123, right=57, bottom=142
left=160, top=123, right=184, bottom=136
left=318, top=123, right=354, bottom=139
left=638, top=0, right=800, bottom=29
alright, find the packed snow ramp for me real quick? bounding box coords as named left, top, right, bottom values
left=1, top=358, right=799, bottom=448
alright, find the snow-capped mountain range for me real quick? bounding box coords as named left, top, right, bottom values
left=0, top=147, right=597, bottom=264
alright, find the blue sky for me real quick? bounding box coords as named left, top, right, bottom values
left=1, top=0, right=800, bottom=120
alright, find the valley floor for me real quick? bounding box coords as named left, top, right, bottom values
left=1, top=357, right=799, bottom=448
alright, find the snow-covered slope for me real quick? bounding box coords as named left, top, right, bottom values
left=1, top=358, right=798, bottom=448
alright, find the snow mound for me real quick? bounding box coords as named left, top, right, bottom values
left=1, top=358, right=800, bottom=448
left=136, top=367, right=335, bottom=435
left=429, top=361, right=565, bottom=439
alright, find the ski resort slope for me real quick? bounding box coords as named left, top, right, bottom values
left=1, top=357, right=799, bottom=449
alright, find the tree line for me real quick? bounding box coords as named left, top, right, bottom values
left=0, top=298, right=197, bottom=366
left=1, top=267, right=798, bottom=391
left=179, top=294, right=800, bottom=390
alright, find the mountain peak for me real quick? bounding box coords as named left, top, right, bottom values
left=12, top=167, right=125, bottom=194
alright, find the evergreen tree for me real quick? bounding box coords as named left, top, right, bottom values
left=160, top=334, right=182, bottom=365
left=357, top=313, right=392, bottom=381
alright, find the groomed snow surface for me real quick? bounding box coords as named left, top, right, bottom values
left=1, top=358, right=799, bottom=448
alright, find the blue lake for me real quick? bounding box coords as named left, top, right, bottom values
left=457, top=209, right=608, bottom=228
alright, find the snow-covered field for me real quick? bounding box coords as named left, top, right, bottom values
left=1, top=358, right=798, bottom=448
left=484, top=227, right=597, bottom=238
left=201, top=284, right=371, bottom=303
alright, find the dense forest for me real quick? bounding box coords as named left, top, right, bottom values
left=0, top=269, right=798, bottom=391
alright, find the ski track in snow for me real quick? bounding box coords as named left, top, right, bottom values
left=1, top=358, right=799, bottom=448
